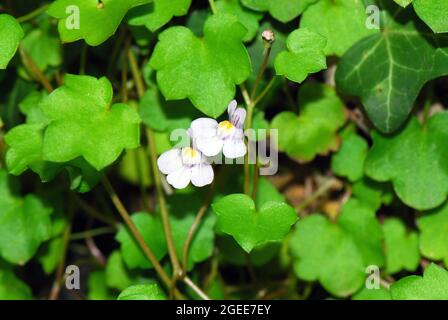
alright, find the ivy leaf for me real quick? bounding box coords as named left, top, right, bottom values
left=393, top=0, right=412, bottom=7
left=118, top=147, right=153, bottom=187
left=212, top=193, right=297, bottom=253
left=40, top=74, right=141, bottom=171
left=274, top=28, right=327, bottom=83
left=271, top=83, right=346, bottom=162
left=336, top=3, right=448, bottom=133
left=352, top=178, right=393, bottom=211
left=413, top=0, right=448, bottom=33
left=0, top=14, right=24, bottom=69
left=241, top=0, right=318, bottom=23
left=127, top=0, right=192, bottom=32
left=383, top=218, right=419, bottom=274
left=331, top=132, right=368, bottom=182
left=116, top=212, right=167, bottom=269
left=0, top=170, right=52, bottom=265
left=365, top=114, right=448, bottom=210
left=150, top=13, right=252, bottom=118
left=87, top=271, right=115, bottom=300
left=118, top=283, right=166, bottom=300
left=352, top=287, right=391, bottom=300
left=391, top=264, right=448, bottom=300
left=216, top=0, right=262, bottom=42
left=106, top=251, right=141, bottom=290
left=290, top=199, right=384, bottom=297
left=0, top=269, right=32, bottom=299
left=48, top=0, right=151, bottom=46
left=417, top=202, right=448, bottom=267
left=300, top=0, right=378, bottom=57
left=38, top=238, right=64, bottom=275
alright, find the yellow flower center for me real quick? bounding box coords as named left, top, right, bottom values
left=183, top=147, right=198, bottom=159
left=218, top=120, right=235, bottom=137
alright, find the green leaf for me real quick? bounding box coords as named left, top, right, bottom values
left=300, top=0, right=378, bottom=56
left=413, top=0, right=448, bottom=33
left=0, top=268, right=32, bottom=299
left=391, top=264, right=448, bottom=300
left=127, top=0, right=192, bottom=32
left=116, top=212, right=167, bottom=269
left=106, top=251, right=136, bottom=291
left=48, top=0, right=151, bottom=46
left=38, top=237, right=64, bottom=274
left=40, top=74, right=141, bottom=171
left=274, top=28, right=327, bottom=83
left=393, top=0, right=412, bottom=7
left=0, top=170, right=52, bottom=265
left=365, top=114, right=448, bottom=210
left=241, top=0, right=318, bottom=23
left=383, top=218, right=419, bottom=274
left=150, top=13, right=251, bottom=118
left=271, top=83, right=346, bottom=162
left=335, top=3, right=448, bottom=133
left=87, top=271, right=115, bottom=300
left=212, top=193, right=297, bottom=253
left=290, top=199, right=384, bottom=297
left=216, top=0, right=262, bottom=42
left=352, top=287, right=391, bottom=300
left=417, top=202, right=448, bottom=267
left=118, top=283, right=166, bottom=300
left=331, top=132, right=368, bottom=182
left=0, top=14, right=24, bottom=69
left=118, top=147, right=152, bottom=187
left=352, top=178, right=393, bottom=211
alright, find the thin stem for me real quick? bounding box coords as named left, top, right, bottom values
left=182, top=183, right=215, bottom=272
left=240, top=84, right=254, bottom=195
left=250, top=46, right=272, bottom=100
left=101, top=176, right=184, bottom=299
left=70, top=226, right=116, bottom=240
left=253, top=76, right=276, bottom=106
left=19, top=45, right=54, bottom=93
left=251, top=161, right=259, bottom=200
left=296, top=178, right=339, bottom=213
left=208, top=0, right=217, bottom=14
left=16, top=3, right=50, bottom=23
left=121, top=38, right=129, bottom=103
left=74, top=195, right=118, bottom=228
left=128, top=48, right=145, bottom=99
left=184, top=276, right=211, bottom=300
left=79, top=44, right=88, bottom=75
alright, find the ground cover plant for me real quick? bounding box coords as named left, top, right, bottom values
left=0, top=0, right=448, bottom=300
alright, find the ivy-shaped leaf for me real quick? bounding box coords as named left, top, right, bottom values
left=391, top=264, right=448, bottom=300
left=106, top=251, right=142, bottom=290
left=352, top=287, right=391, bottom=300
left=290, top=198, right=384, bottom=297
left=87, top=271, right=115, bottom=300
left=336, top=2, right=448, bottom=133
left=393, top=0, right=412, bottom=7
left=150, top=13, right=251, bottom=118
left=274, top=28, right=327, bottom=83
left=383, top=218, right=419, bottom=274
left=241, top=0, right=318, bottom=23
left=118, top=283, right=166, bottom=300
left=413, top=0, right=448, bottom=33
left=48, top=0, right=151, bottom=46
left=417, top=202, right=448, bottom=267
left=0, top=268, right=32, bottom=299
left=212, top=193, right=297, bottom=253
left=365, top=114, right=448, bottom=210
left=0, top=170, right=52, bottom=265
left=300, top=0, right=378, bottom=57
left=352, top=178, right=393, bottom=211
left=0, top=14, right=24, bottom=69
left=127, top=0, right=192, bottom=32
left=271, top=83, right=346, bottom=162
left=39, top=74, right=141, bottom=171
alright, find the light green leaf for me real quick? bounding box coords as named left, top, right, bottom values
left=40, top=74, right=141, bottom=171
left=300, top=0, right=378, bottom=56
left=48, top=0, right=151, bottom=46
left=383, top=218, right=419, bottom=274
left=335, top=3, right=448, bottom=133
left=418, top=202, right=448, bottom=267
left=413, top=0, right=448, bottom=33
left=241, top=0, right=318, bottom=23
left=106, top=251, right=136, bottom=291
left=274, top=28, right=327, bottom=83
left=0, top=269, right=32, bottom=299
left=38, top=237, right=64, bottom=274
left=150, top=13, right=251, bottom=118
left=290, top=198, right=384, bottom=297
left=0, top=14, right=24, bottom=69
left=216, top=0, right=262, bottom=42
left=212, top=193, right=297, bottom=253
left=127, top=0, right=192, bottom=32
left=271, top=83, right=346, bottom=162
left=352, top=178, right=393, bottom=211
left=88, top=271, right=115, bottom=300
left=391, top=264, right=448, bottom=300
left=118, top=283, right=166, bottom=300
left=0, top=170, right=52, bottom=265
left=331, top=132, right=368, bottom=182
left=352, top=287, right=391, bottom=300
left=116, top=212, right=167, bottom=269
left=118, top=147, right=152, bottom=187
left=393, top=0, right=412, bottom=7
left=365, top=114, right=448, bottom=210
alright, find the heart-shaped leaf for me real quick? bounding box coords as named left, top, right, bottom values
left=413, top=0, right=448, bottom=33
left=212, top=193, right=297, bottom=252
left=118, top=283, right=166, bottom=300
left=149, top=13, right=251, bottom=118
left=0, top=14, right=24, bottom=69
left=0, top=268, right=32, bottom=299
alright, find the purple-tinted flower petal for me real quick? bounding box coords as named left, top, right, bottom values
left=191, top=163, right=214, bottom=187
left=167, top=166, right=191, bottom=189
left=157, top=148, right=183, bottom=175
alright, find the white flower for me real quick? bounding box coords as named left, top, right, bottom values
left=190, top=100, right=247, bottom=159
left=157, top=147, right=214, bottom=189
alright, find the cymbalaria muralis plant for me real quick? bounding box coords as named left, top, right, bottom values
left=1, top=0, right=448, bottom=301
